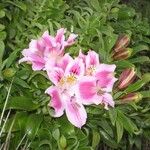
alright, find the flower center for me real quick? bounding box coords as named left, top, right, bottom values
left=86, top=66, right=96, bottom=76
left=66, top=74, right=77, bottom=85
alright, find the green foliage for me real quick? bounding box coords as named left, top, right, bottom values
left=0, top=0, right=149, bottom=149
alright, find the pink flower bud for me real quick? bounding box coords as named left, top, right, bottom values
left=114, top=34, right=130, bottom=52
left=112, top=48, right=132, bottom=61
left=120, top=92, right=142, bottom=103
left=118, top=67, right=136, bottom=89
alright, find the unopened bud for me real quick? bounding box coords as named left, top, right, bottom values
left=2, top=68, right=16, bottom=78
left=59, top=135, right=67, bottom=149
left=112, top=48, right=132, bottom=61
left=120, top=92, right=142, bottom=103
left=114, top=34, right=130, bottom=52
left=118, top=67, right=136, bottom=89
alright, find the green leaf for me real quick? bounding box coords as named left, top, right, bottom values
left=140, top=91, right=150, bottom=98
left=58, top=116, right=75, bottom=136
left=116, top=118, right=123, bottom=143
left=99, top=130, right=118, bottom=148
left=5, top=1, right=27, bottom=11
left=14, top=77, right=30, bottom=88
left=0, top=24, right=5, bottom=31
left=1, top=96, right=40, bottom=111
left=52, top=128, right=60, bottom=141
left=26, top=114, right=43, bottom=140
left=117, top=110, right=138, bottom=134
left=129, top=56, right=150, bottom=64
left=0, top=10, right=5, bottom=18
left=132, top=44, right=149, bottom=55
left=4, top=112, right=28, bottom=132
left=92, top=130, right=100, bottom=149
left=114, top=60, right=134, bottom=68
left=99, top=119, right=114, bottom=138
left=109, top=108, right=117, bottom=126
left=104, top=34, right=118, bottom=53
left=0, top=41, right=5, bottom=65
left=90, top=0, right=100, bottom=11
left=5, top=50, right=19, bottom=68
left=125, top=74, right=150, bottom=93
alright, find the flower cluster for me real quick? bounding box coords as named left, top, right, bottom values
left=19, top=28, right=117, bottom=128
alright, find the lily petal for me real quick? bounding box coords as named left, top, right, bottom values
left=47, top=67, right=64, bottom=85
left=101, top=93, right=115, bottom=110
left=65, top=58, right=85, bottom=77
left=57, top=53, right=73, bottom=71
left=45, top=86, right=64, bottom=117
left=55, top=28, right=66, bottom=43
left=66, top=33, right=78, bottom=46
left=86, top=50, right=100, bottom=69
left=77, top=76, right=99, bottom=105
left=65, top=97, right=87, bottom=128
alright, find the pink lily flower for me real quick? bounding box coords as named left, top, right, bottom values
left=77, top=50, right=100, bottom=76
left=46, top=59, right=87, bottom=128
left=76, top=64, right=117, bottom=109
left=19, top=28, right=78, bottom=71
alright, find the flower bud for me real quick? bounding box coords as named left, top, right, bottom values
left=120, top=92, right=142, bottom=103
left=112, top=48, right=132, bottom=61
left=114, top=34, right=130, bottom=52
left=2, top=68, right=16, bottom=78
left=59, top=135, right=67, bottom=149
left=118, top=67, right=136, bottom=89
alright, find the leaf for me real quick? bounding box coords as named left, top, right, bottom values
left=2, top=96, right=40, bottom=111
left=109, top=108, right=117, bottom=126
left=129, top=56, right=150, bottom=64
left=117, top=110, right=138, bottom=134
left=104, top=34, right=118, bottom=53
left=0, top=41, right=5, bottom=65
left=14, top=77, right=30, bottom=88
left=0, top=10, right=5, bottom=18
left=132, top=44, right=149, bottom=55
left=125, top=74, right=150, bottom=93
left=140, top=91, right=150, bottom=98
left=4, top=112, right=28, bottom=132
left=52, top=128, right=60, bottom=141
left=99, top=130, right=118, bottom=148
left=58, top=116, right=75, bottom=136
left=99, top=119, right=114, bottom=138
left=26, top=114, right=43, bottom=140
left=113, top=60, right=134, bottom=68
left=5, top=1, right=27, bottom=11
left=116, top=118, right=123, bottom=143
left=90, top=0, right=100, bottom=11
left=0, top=24, right=5, bottom=31
left=5, top=50, right=19, bottom=68
left=92, top=130, right=100, bottom=149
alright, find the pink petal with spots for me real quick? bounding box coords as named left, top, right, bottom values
left=66, top=33, right=78, bottom=46
left=47, top=67, right=64, bottom=85
left=65, top=97, right=87, bottom=128
left=55, top=28, right=66, bottom=43
left=77, top=76, right=100, bottom=105
left=57, top=53, right=73, bottom=71
left=65, top=58, right=85, bottom=77
left=42, top=31, right=56, bottom=48
left=101, top=93, right=115, bottom=110
left=45, top=86, right=64, bottom=117
left=78, top=49, right=86, bottom=63
left=95, top=64, right=117, bottom=91
left=86, top=50, right=100, bottom=69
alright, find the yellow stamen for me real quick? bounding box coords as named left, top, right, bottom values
left=66, top=75, right=77, bottom=85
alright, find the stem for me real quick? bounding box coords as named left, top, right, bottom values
left=0, top=79, right=14, bottom=127
left=3, top=116, right=15, bottom=150
left=16, top=133, right=27, bottom=150
left=0, top=109, right=11, bottom=137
